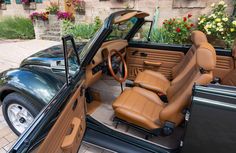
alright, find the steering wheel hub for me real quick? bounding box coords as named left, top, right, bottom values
left=107, top=49, right=128, bottom=83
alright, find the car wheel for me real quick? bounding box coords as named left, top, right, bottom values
left=2, top=92, right=40, bottom=136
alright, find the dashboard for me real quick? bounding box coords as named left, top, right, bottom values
left=84, top=40, right=128, bottom=87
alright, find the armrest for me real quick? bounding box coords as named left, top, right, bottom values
left=144, top=61, right=162, bottom=67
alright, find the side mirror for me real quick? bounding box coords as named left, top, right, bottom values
left=62, top=35, right=80, bottom=84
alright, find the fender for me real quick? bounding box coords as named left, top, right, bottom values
left=0, top=67, right=65, bottom=107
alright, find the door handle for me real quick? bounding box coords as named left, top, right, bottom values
left=132, top=50, right=138, bottom=55
left=144, top=61, right=162, bottom=67
left=140, top=52, right=148, bottom=57
left=61, top=117, right=82, bottom=151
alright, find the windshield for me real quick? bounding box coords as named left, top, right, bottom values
left=79, top=26, right=104, bottom=63
left=106, top=17, right=138, bottom=41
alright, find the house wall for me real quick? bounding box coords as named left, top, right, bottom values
left=0, top=0, right=234, bottom=26
left=0, top=1, right=47, bottom=18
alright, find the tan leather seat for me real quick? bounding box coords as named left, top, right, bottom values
left=113, top=43, right=216, bottom=131
left=134, top=30, right=208, bottom=94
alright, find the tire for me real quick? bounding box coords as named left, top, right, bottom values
left=2, top=92, right=40, bottom=136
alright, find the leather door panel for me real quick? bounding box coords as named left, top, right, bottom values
left=126, top=47, right=184, bottom=80
left=37, top=82, right=86, bottom=153
left=213, top=55, right=234, bottom=79
left=221, top=56, right=236, bottom=86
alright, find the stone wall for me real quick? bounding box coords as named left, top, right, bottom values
left=0, top=0, right=234, bottom=25
left=0, top=1, right=47, bottom=17
left=79, top=0, right=234, bottom=26
left=71, top=0, right=234, bottom=27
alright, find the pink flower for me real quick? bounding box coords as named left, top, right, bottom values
left=21, top=0, right=30, bottom=4
left=57, top=11, right=74, bottom=21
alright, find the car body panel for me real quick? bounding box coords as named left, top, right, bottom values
left=181, top=84, right=236, bottom=153
left=0, top=68, right=63, bottom=106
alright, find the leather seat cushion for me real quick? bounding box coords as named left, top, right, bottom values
left=112, top=87, right=164, bottom=130
left=134, top=70, right=170, bottom=94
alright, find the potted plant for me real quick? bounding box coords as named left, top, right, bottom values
left=57, top=11, right=74, bottom=21
left=72, top=0, right=86, bottom=15
left=0, top=0, right=6, bottom=10
left=21, top=0, right=36, bottom=10
left=30, top=11, right=49, bottom=39
left=57, top=11, right=75, bottom=34
left=46, top=1, right=60, bottom=26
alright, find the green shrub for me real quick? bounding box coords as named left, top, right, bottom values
left=149, top=28, right=170, bottom=44
left=62, top=17, right=102, bottom=40
left=0, top=16, right=35, bottom=39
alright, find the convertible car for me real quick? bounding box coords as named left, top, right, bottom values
left=1, top=10, right=236, bottom=153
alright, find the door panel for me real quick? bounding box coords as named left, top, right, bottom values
left=37, top=82, right=86, bottom=153
left=126, top=47, right=184, bottom=80
left=213, top=55, right=235, bottom=79
left=221, top=56, right=236, bottom=86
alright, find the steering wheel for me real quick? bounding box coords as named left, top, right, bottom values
left=107, top=49, right=128, bottom=83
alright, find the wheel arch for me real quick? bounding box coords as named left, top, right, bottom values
left=0, top=68, right=63, bottom=109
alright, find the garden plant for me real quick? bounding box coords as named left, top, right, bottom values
left=198, top=0, right=236, bottom=48
left=0, top=16, right=35, bottom=39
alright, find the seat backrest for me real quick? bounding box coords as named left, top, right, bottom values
left=159, top=43, right=216, bottom=126
left=172, top=31, right=208, bottom=78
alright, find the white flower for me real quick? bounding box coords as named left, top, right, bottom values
left=232, top=21, right=236, bottom=26
left=207, top=31, right=211, bottom=35
left=222, top=18, right=228, bottom=22
left=219, top=28, right=224, bottom=32
left=211, top=3, right=215, bottom=7
left=219, top=1, right=225, bottom=5
left=209, top=14, right=216, bottom=18
left=198, top=18, right=200, bottom=21
left=217, top=22, right=222, bottom=26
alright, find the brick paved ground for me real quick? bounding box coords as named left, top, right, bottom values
left=0, top=40, right=60, bottom=152
left=0, top=106, right=18, bottom=153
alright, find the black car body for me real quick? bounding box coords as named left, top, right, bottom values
left=1, top=10, right=236, bottom=153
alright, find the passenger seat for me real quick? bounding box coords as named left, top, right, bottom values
left=134, top=30, right=208, bottom=94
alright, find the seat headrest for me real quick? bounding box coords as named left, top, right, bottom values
left=191, top=30, right=208, bottom=47
left=197, top=43, right=216, bottom=71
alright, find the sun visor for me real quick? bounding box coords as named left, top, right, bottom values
left=114, top=11, right=149, bottom=24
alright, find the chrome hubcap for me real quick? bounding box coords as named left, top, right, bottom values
left=7, top=104, right=34, bottom=134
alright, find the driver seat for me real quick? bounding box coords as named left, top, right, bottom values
left=112, top=43, right=216, bottom=132
left=134, top=31, right=208, bottom=94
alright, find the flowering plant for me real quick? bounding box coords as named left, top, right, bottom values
left=57, top=11, right=74, bottom=21
left=72, top=0, right=85, bottom=12
left=197, top=0, right=236, bottom=48
left=46, top=1, right=59, bottom=14
left=162, top=14, right=194, bottom=44
left=30, top=12, right=49, bottom=21
left=21, top=0, right=30, bottom=5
